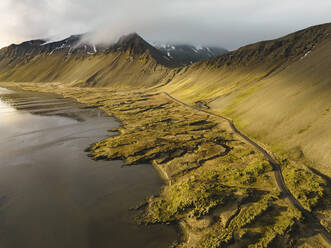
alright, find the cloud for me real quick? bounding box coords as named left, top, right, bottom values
left=0, top=0, right=330, bottom=50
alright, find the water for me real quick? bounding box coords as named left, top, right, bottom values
left=0, top=88, right=177, bottom=248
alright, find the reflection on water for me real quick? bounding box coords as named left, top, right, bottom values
left=0, top=99, right=16, bottom=114
left=0, top=88, right=177, bottom=248
left=0, top=89, right=15, bottom=115
left=0, top=88, right=14, bottom=94
left=0, top=99, right=77, bottom=140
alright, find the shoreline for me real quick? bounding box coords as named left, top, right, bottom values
left=0, top=85, right=180, bottom=247
left=0, top=83, right=185, bottom=244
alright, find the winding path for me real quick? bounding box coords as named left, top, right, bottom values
left=162, top=92, right=331, bottom=245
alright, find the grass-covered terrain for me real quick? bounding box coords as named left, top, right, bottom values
left=2, top=82, right=329, bottom=247
left=159, top=23, right=331, bottom=183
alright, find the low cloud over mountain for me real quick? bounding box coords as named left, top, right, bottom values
left=1, top=0, right=331, bottom=50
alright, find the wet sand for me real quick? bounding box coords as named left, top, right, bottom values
left=0, top=88, right=177, bottom=248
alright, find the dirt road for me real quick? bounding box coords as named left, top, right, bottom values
left=163, top=92, right=331, bottom=245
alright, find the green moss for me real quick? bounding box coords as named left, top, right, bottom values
left=283, top=166, right=325, bottom=211
left=267, top=143, right=326, bottom=211
left=146, top=178, right=235, bottom=223
left=198, top=192, right=280, bottom=248
left=248, top=206, right=302, bottom=248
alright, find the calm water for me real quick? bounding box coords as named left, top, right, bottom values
left=0, top=88, right=177, bottom=248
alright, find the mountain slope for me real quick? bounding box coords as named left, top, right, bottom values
left=159, top=22, right=331, bottom=177
left=0, top=33, right=176, bottom=88
left=154, top=43, right=228, bottom=64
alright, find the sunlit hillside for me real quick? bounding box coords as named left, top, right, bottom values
left=160, top=23, right=331, bottom=178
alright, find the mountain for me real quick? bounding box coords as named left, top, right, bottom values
left=158, top=22, right=331, bottom=177
left=0, top=23, right=330, bottom=177
left=154, top=43, right=228, bottom=64
left=0, top=33, right=176, bottom=87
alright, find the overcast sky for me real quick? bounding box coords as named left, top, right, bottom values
left=0, top=0, right=330, bottom=50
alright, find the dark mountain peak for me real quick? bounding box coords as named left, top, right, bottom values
left=67, top=34, right=83, bottom=41
left=45, top=34, right=82, bottom=47
left=19, top=39, right=46, bottom=47
left=154, top=43, right=228, bottom=64
left=117, top=32, right=142, bottom=44
left=108, top=33, right=177, bottom=67
left=0, top=38, right=46, bottom=59
left=111, top=33, right=152, bottom=54
left=0, top=34, right=85, bottom=60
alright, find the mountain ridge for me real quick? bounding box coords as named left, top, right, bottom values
left=0, top=33, right=178, bottom=87
left=0, top=33, right=178, bottom=67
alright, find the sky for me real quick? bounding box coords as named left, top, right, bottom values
left=0, top=0, right=330, bottom=50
